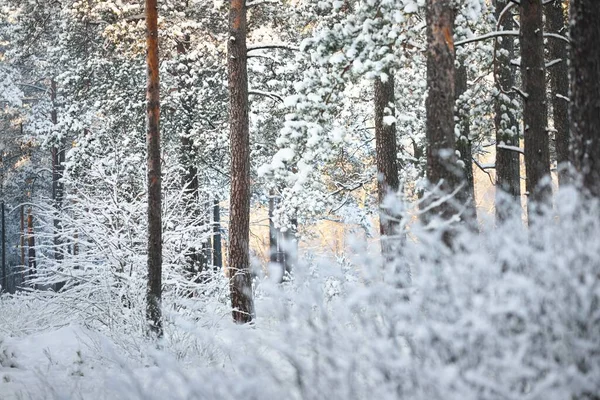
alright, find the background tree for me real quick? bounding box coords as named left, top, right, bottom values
left=145, top=0, right=162, bottom=336
left=494, top=0, right=521, bottom=221
left=545, top=0, right=570, bottom=184
left=570, top=0, right=600, bottom=198
left=520, top=0, right=551, bottom=215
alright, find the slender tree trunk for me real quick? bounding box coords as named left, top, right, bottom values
left=27, top=209, right=36, bottom=286
left=145, top=0, right=162, bottom=336
left=20, top=205, right=25, bottom=270
left=228, top=0, right=254, bottom=323
left=424, top=0, right=459, bottom=246
left=51, top=79, right=65, bottom=261
left=374, top=72, right=401, bottom=255
left=545, top=0, right=570, bottom=184
left=282, top=217, right=296, bottom=278
left=177, top=35, right=207, bottom=279
left=494, top=0, right=521, bottom=221
left=268, top=189, right=281, bottom=277
left=212, top=198, right=222, bottom=270
left=570, top=0, right=600, bottom=198
left=455, top=62, right=478, bottom=230
left=1, top=202, right=6, bottom=292
left=520, top=0, right=551, bottom=216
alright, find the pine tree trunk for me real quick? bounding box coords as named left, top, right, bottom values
left=546, top=0, right=570, bottom=184
left=520, top=0, right=551, bottom=216
left=1, top=202, right=6, bottom=292
left=374, top=72, right=401, bottom=255
left=268, top=190, right=281, bottom=276
left=570, top=0, right=600, bottom=198
left=455, top=62, right=478, bottom=230
left=228, top=0, right=254, bottom=323
left=145, top=0, right=163, bottom=336
left=51, top=79, right=65, bottom=262
left=27, top=209, right=36, bottom=286
left=494, top=0, right=521, bottom=221
left=212, top=198, right=222, bottom=270
left=425, top=0, right=459, bottom=246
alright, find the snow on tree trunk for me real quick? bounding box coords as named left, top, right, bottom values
left=228, top=0, right=255, bottom=324
left=51, top=78, right=65, bottom=263
left=374, top=72, right=401, bottom=256
left=520, top=0, right=551, bottom=216
left=545, top=0, right=570, bottom=185
left=145, top=0, right=163, bottom=337
left=494, top=0, right=521, bottom=222
left=570, top=0, right=600, bottom=198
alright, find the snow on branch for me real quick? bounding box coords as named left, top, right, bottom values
left=249, top=90, right=283, bottom=102
left=247, top=44, right=300, bottom=52
left=247, top=0, right=280, bottom=8
left=497, top=143, right=524, bottom=154
left=455, top=30, right=569, bottom=47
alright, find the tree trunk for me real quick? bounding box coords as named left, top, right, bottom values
left=228, top=0, right=254, bottom=323
left=268, top=190, right=282, bottom=277
left=1, top=202, right=6, bottom=292
left=424, top=0, right=459, bottom=246
left=51, top=79, right=65, bottom=262
left=374, top=72, right=401, bottom=255
left=145, top=0, right=162, bottom=337
left=455, top=62, right=478, bottom=230
left=545, top=0, right=570, bottom=185
left=282, top=217, right=296, bottom=279
left=212, top=198, right=222, bottom=270
left=494, top=0, right=521, bottom=221
left=520, top=0, right=551, bottom=216
left=27, top=208, right=36, bottom=285
left=570, top=0, right=600, bottom=198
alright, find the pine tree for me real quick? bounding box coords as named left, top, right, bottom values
left=520, top=0, right=551, bottom=215
left=145, top=0, right=163, bottom=336
left=570, top=0, right=600, bottom=198
left=228, top=0, right=254, bottom=323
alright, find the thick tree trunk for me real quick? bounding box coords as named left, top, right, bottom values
left=145, top=0, right=162, bottom=336
left=51, top=79, right=65, bottom=262
left=520, top=0, right=551, bottom=216
left=228, top=0, right=254, bottom=323
left=494, top=0, right=521, bottom=221
left=425, top=0, right=459, bottom=245
left=570, top=0, right=600, bottom=198
left=455, top=62, right=478, bottom=230
left=545, top=0, right=570, bottom=184
left=374, top=72, right=401, bottom=255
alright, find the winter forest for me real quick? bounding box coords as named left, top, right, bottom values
left=0, top=0, right=599, bottom=398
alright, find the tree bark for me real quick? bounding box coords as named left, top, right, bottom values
left=145, top=0, right=162, bottom=337
left=228, top=0, right=254, bottom=323
left=1, top=202, right=6, bottom=292
left=212, top=198, right=222, bottom=270
left=374, top=72, right=401, bottom=255
left=494, top=0, right=521, bottom=221
left=51, top=79, right=65, bottom=262
left=545, top=0, right=570, bottom=185
left=520, top=0, right=551, bottom=216
left=425, top=0, right=459, bottom=246
left=27, top=209, right=36, bottom=286
left=455, top=62, right=478, bottom=230
left=570, top=0, right=600, bottom=198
